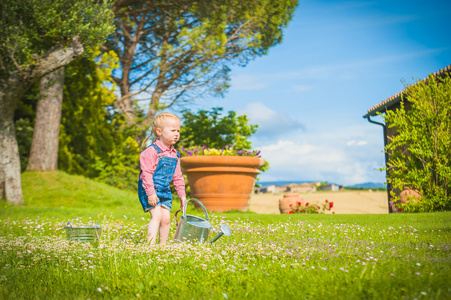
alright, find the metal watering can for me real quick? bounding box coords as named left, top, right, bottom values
left=173, top=198, right=232, bottom=243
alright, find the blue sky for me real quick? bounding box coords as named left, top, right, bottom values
left=189, top=0, right=451, bottom=185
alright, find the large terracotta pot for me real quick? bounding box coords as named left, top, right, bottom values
left=279, top=193, right=303, bottom=214
left=181, top=156, right=263, bottom=212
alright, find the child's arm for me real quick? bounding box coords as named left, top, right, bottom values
left=139, top=148, right=159, bottom=204
left=173, top=158, right=187, bottom=209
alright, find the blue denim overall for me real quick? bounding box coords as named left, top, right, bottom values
left=138, top=144, right=180, bottom=212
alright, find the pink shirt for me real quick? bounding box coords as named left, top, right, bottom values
left=139, top=139, right=186, bottom=199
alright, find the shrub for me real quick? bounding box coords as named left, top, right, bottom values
left=383, top=73, right=451, bottom=212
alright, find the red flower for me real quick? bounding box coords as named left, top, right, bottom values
left=332, top=212, right=335, bottom=214
left=289, top=211, right=294, bottom=214
left=306, top=202, right=309, bottom=206
left=289, top=204, right=292, bottom=207
left=329, top=202, right=334, bottom=208
left=325, top=199, right=329, bottom=203
left=297, top=201, right=302, bottom=206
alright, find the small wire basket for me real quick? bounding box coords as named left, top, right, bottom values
left=64, top=222, right=101, bottom=246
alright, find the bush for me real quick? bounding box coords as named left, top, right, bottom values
left=178, top=107, right=258, bottom=150
left=383, top=73, right=451, bottom=212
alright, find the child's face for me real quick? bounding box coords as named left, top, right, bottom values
left=156, top=118, right=181, bottom=147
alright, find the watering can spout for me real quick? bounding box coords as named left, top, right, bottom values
left=208, top=224, right=232, bottom=243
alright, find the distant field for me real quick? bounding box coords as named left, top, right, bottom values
left=249, top=191, right=388, bottom=214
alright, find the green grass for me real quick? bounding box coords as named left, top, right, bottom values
left=0, top=171, right=450, bottom=299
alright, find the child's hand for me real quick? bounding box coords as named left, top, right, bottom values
left=148, top=194, right=158, bottom=206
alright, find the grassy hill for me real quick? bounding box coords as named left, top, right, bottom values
left=0, top=171, right=175, bottom=221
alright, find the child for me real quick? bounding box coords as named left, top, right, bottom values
left=138, top=112, right=187, bottom=244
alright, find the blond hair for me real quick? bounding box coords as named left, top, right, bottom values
left=142, top=112, right=180, bottom=147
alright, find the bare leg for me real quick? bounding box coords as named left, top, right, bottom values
left=147, top=207, right=162, bottom=244
left=158, top=207, right=171, bottom=244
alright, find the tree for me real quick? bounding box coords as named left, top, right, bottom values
left=178, top=107, right=258, bottom=150
left=104, top=0, right=298, bottom=142
left=0, top=0, right=114, bottom=204
left=383, top=74, right=451, bottom=212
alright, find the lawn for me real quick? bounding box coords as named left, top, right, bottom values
left=0, top=172, right=450, bottom=299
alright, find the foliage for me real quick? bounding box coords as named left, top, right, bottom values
left=59, top=52, right=141, bottom=191
left=59, top=53, right=117, bottom=178
left=0, top=0, right=114, bottom=77
left=383, top=74, right=451, bottom=212
left=14, top=83, right=40, bottom=171
left=179, top=107, right=258, bottom=150
left=14, top=119, right=34, bottom=171
left=93, top=136, right=140, bottom=191
left=289, top=199, right=334, bottom=214
left=0, top=173, right=450, bottom=299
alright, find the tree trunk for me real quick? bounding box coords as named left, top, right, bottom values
left=0, top=38, right=83, bottom=205
left=0, top=86, right=23, bottom=205
left=27, top=68, right=65, bottom=171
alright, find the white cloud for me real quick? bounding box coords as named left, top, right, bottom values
left=253, top=124, right=386, bottom=186
left=260, top=140, right=346, bottom=172
left=261, top=140, right=295, bottom=151
left=347, top=140, right=369, bottom=146
left=239, top=102, right=305, bottom=140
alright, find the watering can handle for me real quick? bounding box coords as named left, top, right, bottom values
left=183, top=198, right=210, bottom=221
left=174, top=209, right=182, bottom=226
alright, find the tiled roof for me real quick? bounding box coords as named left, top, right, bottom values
left=364, top=65, right=451, bottom=117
